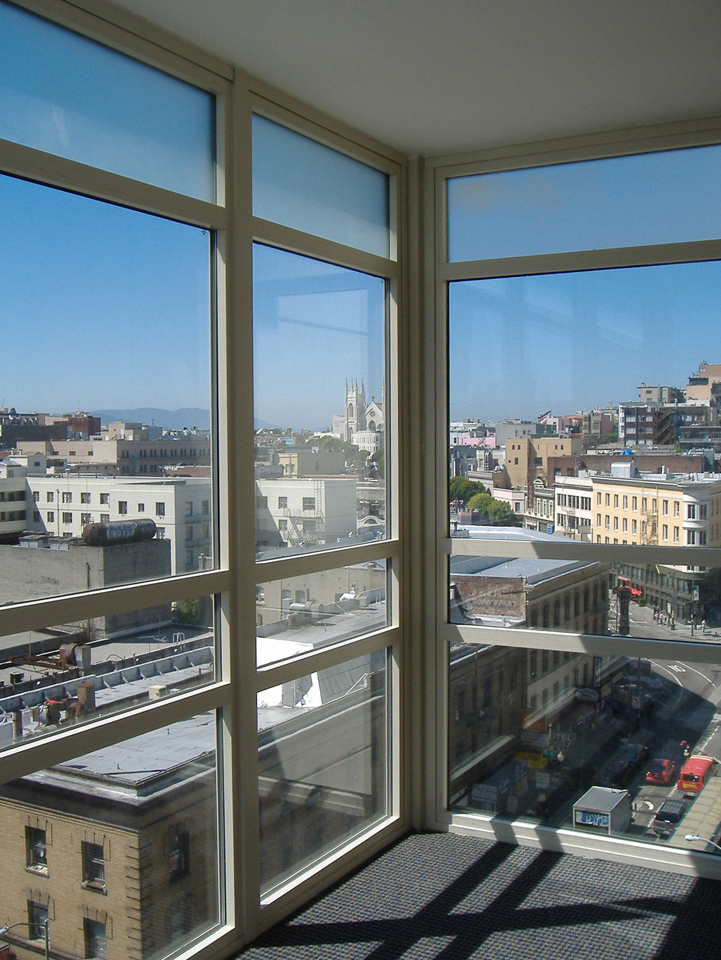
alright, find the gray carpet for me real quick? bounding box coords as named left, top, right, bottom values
left=239, top=833, right=721, bottom=959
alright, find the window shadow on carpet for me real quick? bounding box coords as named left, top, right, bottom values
left=239, top=834, right=721, bottom=960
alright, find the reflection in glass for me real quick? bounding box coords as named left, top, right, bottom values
left=254, top=244, right=386, bottom=560
left=252, top=115, right=390, bottom=257
left=257, top=562, right=387, bottom=668
left=0, top=599, right=215, bottom=754
left=0, top=713, right=219, bottom=957
left=449, top=643, right=721, bottom=856
left=447, top=144, right=721, bottom=262
left=258, top=650, right=388, bottom=893
left=0, top=1, right=216, bottom=200
left=0, top=173, right=213, bottom=601
left=450, top=262, right=721, bottom=427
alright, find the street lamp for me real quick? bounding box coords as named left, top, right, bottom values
left=0, top=918, right=50, bottom=960
left=685, top=833, right=721, bottom=853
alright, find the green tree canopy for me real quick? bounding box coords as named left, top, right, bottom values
left=467, top=492, right=519, bottom=525
left=449, top=476, right=486, bottom=505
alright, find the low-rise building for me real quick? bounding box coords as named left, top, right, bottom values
left=256, top=478, right=358, bottom=551
left=554, top=475, right=594, bottom=541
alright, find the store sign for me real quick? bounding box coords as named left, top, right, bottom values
left=575, top=688, right=600, bottom=702
left=471, top=784, right=498, bottom=804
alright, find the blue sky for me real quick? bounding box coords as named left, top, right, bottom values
left=450, top=262, right=721, bottom=422
left=0, top=174, right=211, bottom=414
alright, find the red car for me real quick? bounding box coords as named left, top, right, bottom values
left=646, top=758, right=676, bottom=785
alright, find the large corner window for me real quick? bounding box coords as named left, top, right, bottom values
left=436, top=134, right=721, bottom=874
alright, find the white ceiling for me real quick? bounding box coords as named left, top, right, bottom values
left=113, top=0, right=721, bottom=157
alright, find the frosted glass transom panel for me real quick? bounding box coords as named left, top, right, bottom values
left=0, top=1, right=216, bottom=200
left=252, top=115, right=390, bottom=257
left=447, top=145, right=721, bottom=263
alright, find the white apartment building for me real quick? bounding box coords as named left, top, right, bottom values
left=256, top=478, right=358, bottom=550
left=23, top=473, right=211, bottom=574
left=554, top=475, right=594, bottom=542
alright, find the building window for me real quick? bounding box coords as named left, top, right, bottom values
left=202, top=500, right=209, bottom=514
left=302, top=497, right=316, bottom=511
left=278, top=519, right=288, bottom=531
left=33, top=490, right=40, bottom=501
left=47, top=511, right=54, bottom=523
left=156, top=502, right=165, bottom=517
left=156, top=527, right=166, bottom=538
left=186, top=501, right=194, bottom=516
left=605, top=493, right=610, bottom=506
left=169, top=831, right=190, bottom=881
left=663, top=500, right=669, bottom=515
left=622, top=495, right=628, bottom=509
left=81, top=492, right=91, bottom=504
left=687, top=503, right=696, bottom=519
left=100, top=514, right=110, bottom=523
left=613, top=494, right=618, bottom=508
left=278, top=497, right=287, bottom=509
left=27, top=901, right=49, bottom=941
left=84, top=919, right=107, bottom=959
left=62, top=491, right=72, bottom=503
left=137, top=502, right=145, bottom=512
left=674, top=501, right=680, bottom=517
left=81, top=513, right=92, bottom=525
left=62, top=512, right=72, bottom=524
left=674, top=526, right=680, bottom=542
left=100, top=493, right=109, bottom=505
left=82, top=841, right=106, bottom=890
left=632, top=496, right=637, bottom=511
left=662, top=524, right=668, bottom=540
left=26, top=826, right=47, bottom=873
left=118, top=501, right=128, bottom=515
left=46, top=491, right=54, bottom=502
left=632, top=519, right=637, bottom=534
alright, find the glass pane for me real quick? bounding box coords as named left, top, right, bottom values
left=252, top=115, right=390, bottom=257
left=254, top=244, right=386, bottom=560
left=258, top=649, right=389, bottom=893
left=449, top=262, right=721, bottom=559
left=0, top=173, right=213, bottom=602
left=449, top=642, right=721, bottom=856
left=447, top=144, right=721, bottom=262
left=0, top=713, right=219, bottom=957
left=257, top=562, right=388, bottom=667
left=0, top=598, right=215, bottom=754
left=0, top=1, right=215, bottom=201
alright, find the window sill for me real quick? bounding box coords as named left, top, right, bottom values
left=81, top=881, right=107, bottom=894
left=25, top=865, right=48, bottom=877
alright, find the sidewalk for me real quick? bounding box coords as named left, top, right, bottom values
left=623, top=600, right=721, bottom=642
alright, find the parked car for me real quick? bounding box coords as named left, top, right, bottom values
left=602, top=760, right=634, bottom=787
left=646, top=758, right=676, bottom=786
left=619, top=742, right=650, bottom=770
left=652, top=797, right=689, bottom=838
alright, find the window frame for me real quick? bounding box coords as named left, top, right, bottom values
left=0, top=2, right=408, bottom=956
left=426, top=116, right=721, bottom=881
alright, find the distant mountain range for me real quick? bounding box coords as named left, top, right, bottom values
left=92, top=408, right=278, bottom=431
left=92, top=408, right=211, bottom=431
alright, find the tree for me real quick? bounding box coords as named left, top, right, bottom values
left=467, top=492, right=519, bottom=525
left=449, top=476, right=486, bottom=505
left=369, top=448, right=384, bottom=478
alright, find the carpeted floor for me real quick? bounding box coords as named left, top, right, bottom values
left=238, top=832, right=721, bottom=960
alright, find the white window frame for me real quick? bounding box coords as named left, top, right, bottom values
left=0, top=0, right=408, bottom=954
left=424, top=116, right=721, bottom=882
